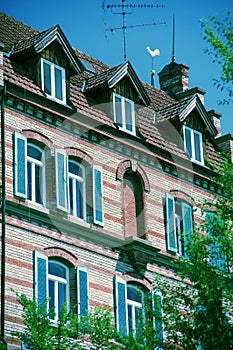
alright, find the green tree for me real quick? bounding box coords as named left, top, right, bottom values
left=200, top=9, right=233, bottom=104
left=156, top=155, right=233, bottom=349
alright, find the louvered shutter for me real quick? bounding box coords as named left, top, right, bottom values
left=14, top=132, right=27, bottom=198
left=93, top=167, right=103, bottom=225
left=152, top=290, right=164, bottom=343
left=114, top=275, right=128, bottom=336
left=165, top=193, right=177, bottom=252
left=55, top=149, right=68, bottom=211
left=77, top=266, right=89, bottom=317
left=181, top=202, right=193, bottom=257
left=34, top=250, right=48, bottom=308
left=206, top=212, right=227, bottom=270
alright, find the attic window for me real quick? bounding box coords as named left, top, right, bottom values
left=41, top=58, right=66, bottom=104
left=113, top=93, right=136, bottom=135
left=80, top=59, right=96, bottom=74
left=183, top=126, right=204, bottom=165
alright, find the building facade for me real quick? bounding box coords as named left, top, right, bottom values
left=0, top=12, right=232, bottom=349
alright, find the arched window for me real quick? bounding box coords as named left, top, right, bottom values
left=27, top=143, right=45, bottom=205
left=48, top=260, right=70, bottom=322
left=123, top=171, right=145, bottom=238
left=68, top=159, right=86, bottom=220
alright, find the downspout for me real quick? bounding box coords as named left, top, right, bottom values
left=0, top=41, right=7, bottom=346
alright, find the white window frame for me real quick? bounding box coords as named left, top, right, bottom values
left=68, top=159, right=86, bottom=221
left=27, top=143, right=46, bottom=206
left=126, top=284, right=145, bottom=337
left=48, top=260, right=70, bottom=323
left=41, top=58, right=66, bottom=104
left=183, top=126, right=204, bottom=164
left=113, top=92, right=136, bottom=135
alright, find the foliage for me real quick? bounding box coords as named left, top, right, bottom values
left=200, top=9, right=233, bottom=104
left=156, top=155, right=233, bottom=349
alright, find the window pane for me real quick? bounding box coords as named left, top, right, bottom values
left=194, top=132, right=201, bottom=162
left=43, top=62, right=52, bottom=95
left=49, top=280, right=55, bottom=311
left=27, top=162, right=32, bottom=201
left=58, top=282, right=66, bottom=318
left=76, top=180, right=83, bottom=219
left=69, top=178, right=74, bottom=215
left=69, top=161, right=82, bottom=176
left=115, top=96, right=123, bottom=127
left=27, top=145, right=42, bottom=160
left=55, top=67, right=63, bottom=100
left=125, top=100, right=133, bottom=132
left=127, top=285, right=142, bottom=303
left=185, top=128, right=192, bottom=158
left=127, top=304, right=133, bottom=333
left=49, top=261, right=66, bottom=279
left=35, top=165, right=42, bottom=204
left=135, top=306, right=143, bottom=338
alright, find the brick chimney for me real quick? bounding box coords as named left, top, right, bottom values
left=208, top=110, right=222, bottom=137
left=158, top=62, right=189, bottom=99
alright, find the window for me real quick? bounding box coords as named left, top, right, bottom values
left=14, top=132, right=45, bottom=206
left=113, top=93, right=136, bottom=135
left=27, top=144, right=45, bottom=205
left=183, top=126, right=204, bottom=164
left=127, top=284, right=145, bottom=338
left=55, top=150, right=104, bottom=225
left=165, top=192, right=193, bottom=256
left=68, top=160, right=86, bottom=220
left=41, top=58, right=66, bottom=104
left=48, top=260, right=69, bottom=322
left=114, top=276, right=163, bottom=343
left=34, top=251, right=89, bottom=320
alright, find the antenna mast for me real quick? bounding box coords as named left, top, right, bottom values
left=103, top=0, right=165, bottom=61
left=171, top=14, right=176, bottom=63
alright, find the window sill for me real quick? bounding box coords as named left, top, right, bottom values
left=66, top=215, right=91, bottom=228
left=27, top=201, right=49, bottom=214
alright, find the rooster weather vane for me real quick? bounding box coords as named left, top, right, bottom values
left=103, top=0, right=165, bottom=62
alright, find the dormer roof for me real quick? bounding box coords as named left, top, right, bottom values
left=11, top=24, right=82, bottom=75
left=157, top=94, right=218, bottom=137
left=83, top=61, right=151, bottom=106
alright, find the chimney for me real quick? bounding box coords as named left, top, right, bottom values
left=208, top=110, right=222, bottom=137
left=158, top=61, right=189, bottom=99
left=215, top=134, right=233, bottom=161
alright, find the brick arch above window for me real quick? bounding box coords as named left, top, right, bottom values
left=170, top=189, right=194, bottom=205
left=65, top=147, right=94, bottom=166
left=116, top=159, right=150, bottom=192
left=21, top=129, right=54, bottom=150
left=44, top=247, right=78, bottom=267
left=123, top=275, right=152, bottom=291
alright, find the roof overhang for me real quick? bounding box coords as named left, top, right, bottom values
left=107, top=61, right=151, bottom=106
left=179, top=94, right=218, bottom=136
left=33, top=25, right=82, bottom=74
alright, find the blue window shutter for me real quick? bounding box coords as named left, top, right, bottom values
left=152, top=290, right=164, bottom=343
left=165, top=193, right=177, bottom=252
left=14, top=132, right=27, bottom=198
left=77, top=266, right=89, bottom=317
left=206, top=212, right=227, bottom=270
left=114, top=275, right=128, bottom=336
left=93, top=167, right=104, bottom=225
left=34, top=250, right=48, bottom=308
left=55, top=150, right=68, bottom=211
left=181, top=202, right=193, bottom=257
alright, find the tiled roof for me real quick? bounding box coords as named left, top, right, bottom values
left=0, top=12, right=222, bottom=169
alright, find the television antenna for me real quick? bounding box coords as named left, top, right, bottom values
left=103, top=0, right=165, bottom=61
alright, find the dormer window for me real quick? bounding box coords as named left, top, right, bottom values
left=113, top=93, right=136, bottom=135
left=41, top=58, right=66, bottom=104
left=183, top=126, right=204, bottom=164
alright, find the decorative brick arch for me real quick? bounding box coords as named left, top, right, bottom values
left=170, top=190, right=194, bottom=205
left=122, top=274, right=151, bottom=291
left=44, top=247, right=78, bottom=267
left=116, top=159, right=150, bottom=192
left=22, top=129, right=54, bottom=150
left=65, top=147, right=94, bottom=166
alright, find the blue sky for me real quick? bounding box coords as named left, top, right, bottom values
left=1, top=0, right=232, bottom=135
